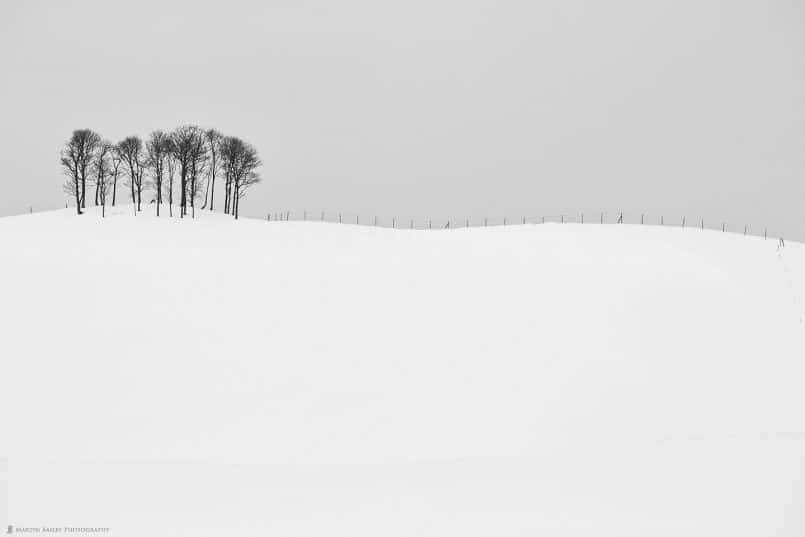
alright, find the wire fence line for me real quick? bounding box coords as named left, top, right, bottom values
left=263, top=210, right=783, bottom=241
left=27, top=203, right=783, bottom=244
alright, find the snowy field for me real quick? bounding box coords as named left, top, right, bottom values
left=1, top=206, right=804, bottom=536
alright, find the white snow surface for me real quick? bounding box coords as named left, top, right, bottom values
left=1, top=206, right=805, bottom=536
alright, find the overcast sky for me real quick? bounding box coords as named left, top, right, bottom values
left=1, top=0, right=803, bottom=236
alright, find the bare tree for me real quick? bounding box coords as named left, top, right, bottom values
left=94, top=144, right=115, bottom=217
left=220, top=136, right=262, bottom=220
left=234, top=170, right=262, bottom=219
left=61, top=143, right=83, bottom=215
left=189, top=132, right=208, bottom=218
left=117, top=136, right=146, bottom=212
left=92, top=142, right=113, bottom=207
left=60, top=129, right=101, bottom=214
left=145, top=130, right=171, bottom=216
left=170, top=125, right=205, bottom=218
left=98, top=170, right=113, bottom=217
left=111, top=146, right=122, bottom=206
left=164, top=139, right=177, bottom=217
left=202, top=129, right=222, bottom=211
left=79, top=130, right=101, bottom=209
left=223, top=145, right=234, bottom=215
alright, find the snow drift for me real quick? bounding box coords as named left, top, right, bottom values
left=1, top=206, right=804, bottom=536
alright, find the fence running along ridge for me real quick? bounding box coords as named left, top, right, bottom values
left=262, top=210, right=784, bottom=242
left=28, top=203, right=786, bottom=244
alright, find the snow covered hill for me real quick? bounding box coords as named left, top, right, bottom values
left=2, top=206, right=804, bottom=536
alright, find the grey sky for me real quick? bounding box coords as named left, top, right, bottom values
left=1, top=0, right=803, bottom=236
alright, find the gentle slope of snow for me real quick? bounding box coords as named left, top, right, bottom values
left=2, top=206, right=804, bottom=536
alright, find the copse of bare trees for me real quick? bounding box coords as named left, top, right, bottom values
left=60, top=125, right=262, bottom=219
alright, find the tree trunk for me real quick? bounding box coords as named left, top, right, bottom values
left=233, top=181, right=239, bottom=219
left=209, top=172, right=215, bottom=211
left=74, top=178, right=82, bottom=215
left=202, top=174, right=210, bottom=210
left=223, top=177, right=228, bottom=214
left=180, top=169, right=186, bottom=218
